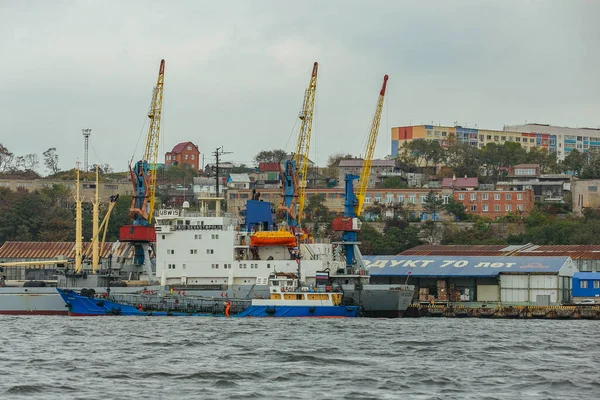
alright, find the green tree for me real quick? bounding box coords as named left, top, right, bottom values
left=562, top=149, right=586, bottom=175
left=444, top=197, right=467, bottom=221
left=253, top=149, right=288, bottom=164
left=304, top=194, right=330, bottom=223
left=398, top=139, right=444, bottom=170
left=380, top=176, right=407, bottom=189
left=445, top=136, right=481, bottom=177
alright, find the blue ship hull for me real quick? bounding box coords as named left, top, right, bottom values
left=57, top=289, right=358, bottom=318
left=236, top=304, right=359, bottom=318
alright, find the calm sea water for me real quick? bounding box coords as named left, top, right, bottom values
left=0, top=317, right=598, bottom=399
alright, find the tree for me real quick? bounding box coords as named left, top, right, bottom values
left=444, top=197, right=467, bottom=221
left=231, top=163, right=253, bottom=173
left=253, top=149, right=288, bottom=164
left=0, top=143, right=14, bottom=172
left=325, top=153, right=353, bottom=179
left=304, top=193, right=330, bottom=223
left=398, top=139, right=444, bottom=170
left=421, top=190, right=444, bottom=243
left=562, top=149, right=586, bottom=176
left=445, top=136, right=481, bottom=177
left=580, top=150, right=600, bottom=179
left=43, top=147, right=59, bottom=174
left=380, top=176, right=407, bottom=189
left=422, top=190, right=444, bottom=217
left=24, top=154, right=40, bottom=172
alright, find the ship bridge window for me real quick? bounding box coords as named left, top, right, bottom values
left=167, top=249, right=175, bottom=255
left=162, top=235, right=165, bottom=240
left=211, top=234, right=220, bottom=239
left=185, top=220, right=190, bottom=225
left=206, top=249, right=214, bottom=254
left=190, top=249, right=198, bottom=254
left=194, top=234, right=202, bottom=239
left=177, top=220, right=183, bottom=225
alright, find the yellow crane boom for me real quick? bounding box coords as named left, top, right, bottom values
left=355, top=75, right=389, bottom=216
left=144, top=59, right=165, bottom=224
left=293, top=62, right=318, bottom=226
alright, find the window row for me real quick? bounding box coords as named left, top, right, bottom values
left=469, top=204, right=524, bottom=212
left=458, top=193, right=523, bottom=201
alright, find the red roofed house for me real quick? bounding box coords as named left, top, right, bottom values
left=165, top=142, right=200, bottom=170
left=442, top=175, right=479, bottom=190
left=257, top=162, right=281, bottom=181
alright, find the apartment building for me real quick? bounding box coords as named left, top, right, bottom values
left=391, top=125, right=558, bottom=158
left=453, top=189, right=535, bottom=219
left=337, top=159, right=398, bottom=188
left=505, top=123, right=600, bottom=161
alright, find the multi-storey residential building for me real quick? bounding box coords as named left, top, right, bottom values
left=391, top=125, right=558, bottom=157
left=165, top=141, right=200, bottom=170
left=504, top=123, right=600, bottom=161
left=0, top=178, right=133, bottom=200
left=337, top=159, right=398, bottom=188
left=453, top=189, right=534, bottom=219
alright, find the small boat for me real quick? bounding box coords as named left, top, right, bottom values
left=250, top=229, right=297, bottom=247
left=56, top=273, right=358, bottom=318
left=236, top=273, right=359, bottom=318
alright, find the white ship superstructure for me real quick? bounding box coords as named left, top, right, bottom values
left=155, top=205, right=343, bottom=295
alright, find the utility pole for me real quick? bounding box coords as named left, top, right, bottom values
left=82, top=129, right=92, bottom=172
left=213, top=146, right=232, bottom=197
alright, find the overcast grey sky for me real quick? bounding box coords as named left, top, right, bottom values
left=1, top=0, right=598, bottom=173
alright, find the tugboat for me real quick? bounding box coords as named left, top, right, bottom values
left=236, top=273, right=358, bottom=318
left=56, top=273, right=358, bottom=318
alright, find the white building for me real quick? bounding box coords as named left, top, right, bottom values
left=504, top=123, right=600, bottom=161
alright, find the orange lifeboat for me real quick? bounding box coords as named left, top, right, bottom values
left=250, top=230, right=297, bottom=247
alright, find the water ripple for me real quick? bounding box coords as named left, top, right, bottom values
left=0, top=317, right=598, bottom=399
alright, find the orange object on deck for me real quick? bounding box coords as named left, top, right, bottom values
left=250, top=230, right=297, bottom=247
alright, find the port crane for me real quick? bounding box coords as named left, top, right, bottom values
left=119, top=59, right=165, bottom=281
left=333, top=75, right=389, bottom=274
left=278, top=62, right=318, bottom=229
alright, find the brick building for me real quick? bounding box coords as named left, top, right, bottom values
left=453, top=189, right=534, bottom=219
left=165, top=141, right=200, bottom=170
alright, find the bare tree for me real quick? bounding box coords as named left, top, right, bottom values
left=24, top=154, right=40, bottom=172
left=0, top=143, right=14, bottom=172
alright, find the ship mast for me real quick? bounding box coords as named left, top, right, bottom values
left=75, top=162, right=83, bottom=273
left=92, top=165, right=100, bottom=272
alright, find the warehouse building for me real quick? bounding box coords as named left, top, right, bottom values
left=362, top=255, right=576, bottom=306
left=0, top=241, right=133, bottom=281
left=401, top=244, right=600, bottom=273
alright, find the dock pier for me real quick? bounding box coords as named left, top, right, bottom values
left=404, top=304, right=600, bottom=319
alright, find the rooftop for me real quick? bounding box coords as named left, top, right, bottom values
left=0, top=241, right=132, bottom=260
left=339, top=159, right=396, bottom=168
left=363, top=255, right=572, bottom=277
left=441, top=177, right=478, bottom=189
left=169, top=141, right=198, bottom=154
